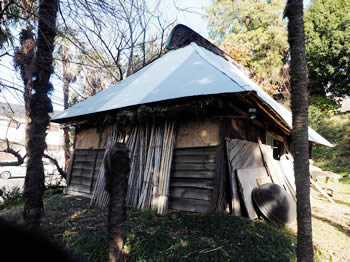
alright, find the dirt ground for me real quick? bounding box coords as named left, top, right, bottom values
left=289, top=179, right=350, bottom=262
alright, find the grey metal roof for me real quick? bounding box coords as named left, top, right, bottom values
left=51, top=43, right=333, bottom=147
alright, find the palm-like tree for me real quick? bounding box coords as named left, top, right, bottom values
left=284, top=0, right=313, bottom=261
left=23, top=0, right=59, bottom=229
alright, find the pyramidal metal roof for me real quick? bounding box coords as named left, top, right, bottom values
left=51, top=41, right=332, bottom=147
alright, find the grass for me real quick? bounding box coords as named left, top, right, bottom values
left=2, top=186, right=350, bottom=261
left=0, top=185, right=64, bottom=210
left=1, top=194, right=297, bottom=262
left=288, top=178, right=350, bottom=262
left=0, top=186, right=23, bottom=210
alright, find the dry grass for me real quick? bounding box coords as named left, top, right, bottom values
left=288, top=178, right=350, bottom=262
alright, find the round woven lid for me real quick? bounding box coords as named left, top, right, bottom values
left=252, top=183, right=296, bottom=224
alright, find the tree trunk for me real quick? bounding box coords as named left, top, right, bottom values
left=284, top=1, right=313, bottom=261
left=14, top=27, right=35, bottom=143
left=62, top=46, right=71, bottom=171
left=104, top=143, right=130, bottom=262
left=23, top=0, right=59, bottom=230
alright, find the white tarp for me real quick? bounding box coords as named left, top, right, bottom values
left=52, top=43, right=333, bottom=147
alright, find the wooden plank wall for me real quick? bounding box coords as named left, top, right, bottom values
left=169, top=146, right=217, bottom=212
left=231, top=119, right=265, bottom=143
left=66, top=149, right=105, bottom=198
left=175, top=119, right=219, bottom=148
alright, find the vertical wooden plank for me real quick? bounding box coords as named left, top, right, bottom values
left=278, top=160, right=297, bottom=201
left=237, top=167, right=271, bottom=220
left=89, top=150, right=99, bottom=193
left=226, top=140, right=244, bottom=216
left=226, top=139, right=266, bottom=216
left=257, top=137, right=284, bottom=186
left=66, top=150, right=75, bottom=186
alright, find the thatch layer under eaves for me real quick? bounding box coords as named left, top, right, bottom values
left=51, top=24, right=332, bottom=147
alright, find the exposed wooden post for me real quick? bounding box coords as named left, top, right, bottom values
left=212, top=119, right=228, bottom=212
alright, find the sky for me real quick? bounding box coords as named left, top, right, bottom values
left=163, top=0, right=212, bottom=37
left=0, top=0, right=213, bottom=110
left=0, top=0, right=312, bottom=111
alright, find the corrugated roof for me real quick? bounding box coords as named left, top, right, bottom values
left=51, top=43, right=333, bottom=147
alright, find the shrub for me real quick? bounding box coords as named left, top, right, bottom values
left=309, top=105, right=350, bottom=174
left=0, top=186, right=23, bottom=210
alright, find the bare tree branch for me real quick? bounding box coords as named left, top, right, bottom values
left=0, top=139, right=26, bottom=166
left=43, top=153, right=67, bottom=179
left=0, top=0, right=15, bottom=19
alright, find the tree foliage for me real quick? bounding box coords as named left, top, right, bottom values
left=304, top=0, right=350, bottom=97
left=206, top=0, right=289, bottom=99
left=309, top=106, right=350, bottom=174
left=0, top=0, right=20, bottom=48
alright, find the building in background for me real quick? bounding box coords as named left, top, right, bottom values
left=0, top=102, right=64, bottom=167
left=339, top=97, right=350, bottom=114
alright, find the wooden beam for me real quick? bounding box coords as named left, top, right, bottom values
left=169, top=187, right=212, bottom=201
left=310, top=178, right=334, bottom=203
left=169, top=197, right=211, bottom=212
left=227, top=103, right=265, bottom=129
left=171, top=170, right=215, bottom=179
left=212, top=115, right=248, bottom=119
left=248, top=94, right=290, bottom=135
left=270, top=131, right=285, bottom=143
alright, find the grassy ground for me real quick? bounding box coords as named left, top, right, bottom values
left=288, top=177, right=350, bottom=262
left=1, top=180, right=348, bottom=261
left=2, top=186, right=349, bottom=261
left=1, top=194, right=297, bottom=262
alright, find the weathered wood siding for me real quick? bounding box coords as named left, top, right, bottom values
left=65, top=149, right=105, bottom=198
left=175, top=119, right=219, bottom=148
left=169, top=146, right=217, bottom=212
left=231, top=119, right=266, bottom=143
left=75, top=126, right=113, bottom=149
left=75, top=128, right=100, bottom=149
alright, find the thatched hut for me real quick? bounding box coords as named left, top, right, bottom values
left=51, top=25, right=332, bottom=216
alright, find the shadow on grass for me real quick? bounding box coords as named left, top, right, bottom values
left=334, top=199, right=350, bottom=208
left=124, top=210, right=297, bottom=261
left=36, top=195, right=298, bottom=262
left=312, top=214, right=350, bottom=237
left=339, top=178, right=350, bottom=184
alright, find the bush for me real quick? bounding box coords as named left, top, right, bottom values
left=309, top=95, right=340, bottom=113
left=309, top=105, right=350, bottom=174
left=0, top=186, right=23, bottom=210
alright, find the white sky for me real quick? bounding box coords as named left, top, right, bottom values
left=0, top=0, right=213, bottom=111
left=0, top=0, right=312, bottom=111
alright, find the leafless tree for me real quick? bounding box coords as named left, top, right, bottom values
left=58, top=0, right=175, bottom=87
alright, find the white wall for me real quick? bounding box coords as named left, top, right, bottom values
left=0, top=113, right=65, bottom=167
